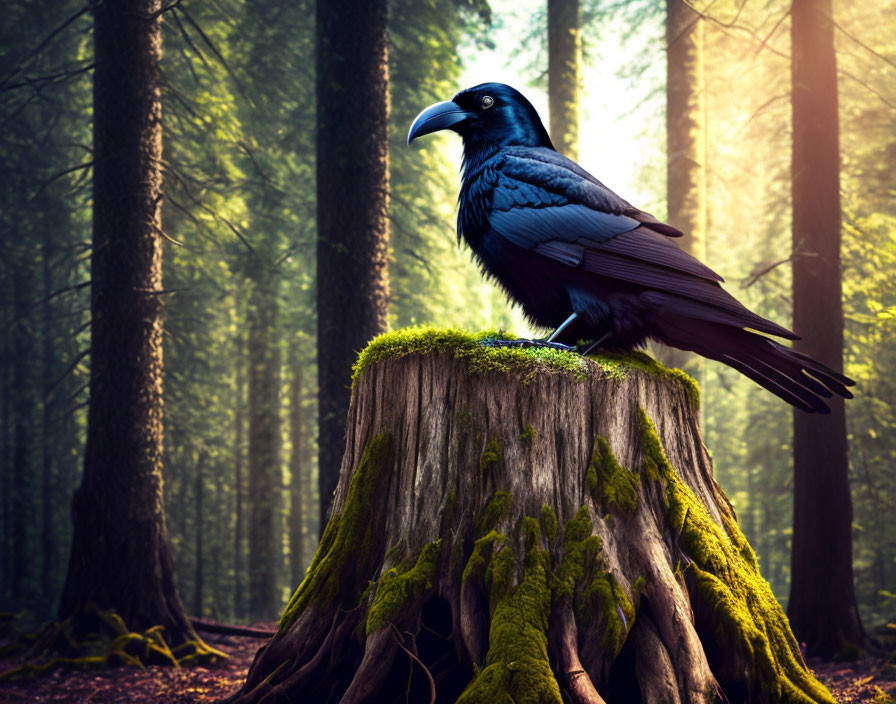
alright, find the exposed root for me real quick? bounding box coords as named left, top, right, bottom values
left=631, top=611, right=682, bottom=704
left=551, top=600, right=607, bottom=704
left=0, top=607, right=225, bottom=681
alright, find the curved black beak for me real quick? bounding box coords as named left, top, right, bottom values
left=407, top=100, right=473, bottom=145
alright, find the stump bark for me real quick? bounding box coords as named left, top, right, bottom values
left=231, top=329, right=835, bottom=704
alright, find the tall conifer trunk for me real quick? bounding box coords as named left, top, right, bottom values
left=288, top=345, right=306, bottom=583
left=788, top=0, right=864, bottom=657
left=246, top=267, right=281, bottom=621
left=548, top=0, right=580, bottom=159
left=663, top=0, right=706, bottom=372
left=315, top=0, right=389, bottom=528
left=58, top=0, right=195, bottom=643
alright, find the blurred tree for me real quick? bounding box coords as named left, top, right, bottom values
left=662, top=0, right=706, bottom=371
left=316, top=0, right=390, bottom=528
left=58, top=0, right=199, bottom=645
left=548, top=0, right=581, bottom=158
left=788, top=0, right=864, bottom=656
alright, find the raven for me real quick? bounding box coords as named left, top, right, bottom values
left=407, top=82, right=854, bottom=413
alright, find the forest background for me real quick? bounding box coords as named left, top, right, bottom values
left=1, top=0, right=894, bottom=647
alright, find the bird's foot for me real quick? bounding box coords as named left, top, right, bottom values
left=479, top=337, right=575, bottom=352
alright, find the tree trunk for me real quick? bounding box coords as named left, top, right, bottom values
left=231, top=330, right=834, bottom=704
left=788, top=0, right=864, bottom=658
left=194, top=451, right=206, bottom=619
left=662, top=0, right=707, bottom=373
left=234, top=326, right=246, bottom=621
left=316, top=0, right=390, bottom=530
left=11, top=263, right=34, bottom=605
left=56, top=0, right=209, bottom=658
left=247, top=267, right=282, bottom=621
left=548, top=0, right=580, bottom=160
left=288, top=344, right=306, bottom=583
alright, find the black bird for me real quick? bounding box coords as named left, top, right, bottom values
left=407, top=82, right=854, bottom=413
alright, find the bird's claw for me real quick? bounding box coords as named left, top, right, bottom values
left=479, top=337, right=575, bottom=352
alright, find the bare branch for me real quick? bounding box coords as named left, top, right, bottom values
left=29, top=161, right=93, bottom=203
left=0, top=4, right=91, bottom=90
left=177, top=6, right=253, bottom=106
left=1, top=62, right=95, bottom=94
left=833, top=18, right=896, bottom=73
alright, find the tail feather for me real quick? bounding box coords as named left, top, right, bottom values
left=655, top=315, right=854, bottom=414
left=718, top=353, right=827, bottom=413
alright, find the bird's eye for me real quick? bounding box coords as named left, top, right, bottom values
left=481, top=95, right=495, bottom=109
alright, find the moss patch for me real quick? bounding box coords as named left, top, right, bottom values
left=457, top=521, right=562, bottom=704
left=637, top=408, right=836, bottom=704
left=480, top=435, right=502, bottom=474
left=366, top=540, right=442, bottom=635
left=520, top=425, right=536, bottom=443
left=540, top=505, right=558, bottom=543
left=554, top=507, right=603, bottom=605
left=474, top=490, right=512, bottom=537
left=587, top=435, right=639, bottom=514
left=590, top=349, right=700, bottom=410
left=352, top=329, right=701, bottom=412
left=280, top=434, right=392, bottom=629
left=353, top=327, right=589, bottom=387
left=578, top=571, right=635, bottom=656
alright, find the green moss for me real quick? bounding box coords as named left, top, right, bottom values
left=578, top=572, right=635, bottom=656
left=589, top=349, right=700, bottom=410
left=637, top=407, right=836, bottom=704
left=587, top=435, right=639, bottom=514
left=554, top=507, right=602, bottom=604
left=462, top=531, right=505, bottom=595
left=352, top=327, right=588, bottom=388
left=383, top=541, right=403, bottom=567
left=474, top=490, right=512, bottom=537
left=458, top=520, right=562, bottom=704
left=479, top=435, right=502, bottom=474
left=446, top=489, right=458, bottom=514
left=280, top=433, right=392, bottom=629
left=520, top=425, right=536, bottom=443
left=352, top=329, right=700, bottom=411
left=540, top=505, right=558, bottom=543
left=366, top=540, right=442, bottom=635
left=486, top=541, right=517, bottom=608
left=636, top=408, right=667, bottom=481
left=0, top=611, right=224, bottom=681
left=870, top=686, right=896, bottom=704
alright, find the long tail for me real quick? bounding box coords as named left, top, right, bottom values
left=654, top=315, right=855, bottom=414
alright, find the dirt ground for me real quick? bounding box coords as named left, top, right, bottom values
left=1, top=630, right=894, bottom=703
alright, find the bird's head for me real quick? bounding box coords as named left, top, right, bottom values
left=407, top=83, right=554, bottom=150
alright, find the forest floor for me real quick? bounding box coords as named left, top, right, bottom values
left=0, top=627, right=894, bottom=703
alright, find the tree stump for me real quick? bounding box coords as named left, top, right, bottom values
left=231, top=329, right=835, bottom=704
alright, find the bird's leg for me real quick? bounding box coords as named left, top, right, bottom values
left=480, top=313, right=580, bottom=351
left=545, top=312, right=579, bottom=343
left=578, top=332, right=611, bottom=356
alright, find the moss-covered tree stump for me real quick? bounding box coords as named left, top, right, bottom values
left=232, top=328, right=835, bottom=704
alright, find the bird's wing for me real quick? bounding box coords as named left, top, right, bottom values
left=489, top=148, right=722, bottom=283
left=499, top=147, right=684, bottom=237
left=487, top=149, right=797, bottom=340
